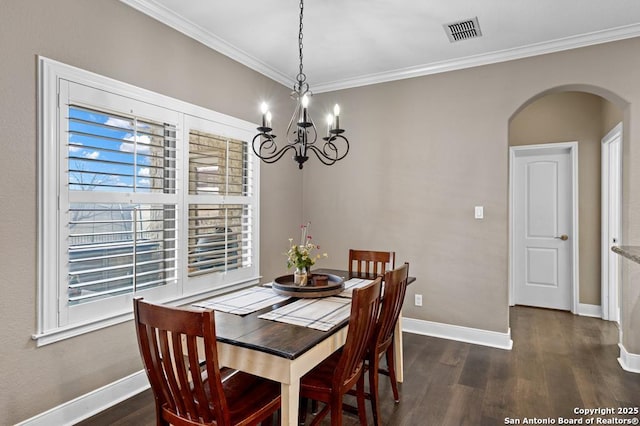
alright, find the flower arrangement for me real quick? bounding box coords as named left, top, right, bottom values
left=286, top=222, right=327, bottom=271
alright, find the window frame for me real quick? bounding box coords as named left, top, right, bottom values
left=35, top=57, right=260, bottom=346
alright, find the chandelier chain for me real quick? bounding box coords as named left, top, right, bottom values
left=297, top=0, right=305, bottom=85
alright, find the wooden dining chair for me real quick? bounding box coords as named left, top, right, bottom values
left=299, top=277, right=382, bottom=426
left=133, top=298, right=281, bottom=426
left=368, top=262, right=410, bottom=426
left=348, top=249, right=395, bottom=277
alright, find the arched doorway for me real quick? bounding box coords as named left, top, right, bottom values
left=508, top=87, right=626, bottom=320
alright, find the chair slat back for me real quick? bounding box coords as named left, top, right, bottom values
left=134, top=298, right=229, bottom=425
left=376, top=262, right=410, bottom=353
left=334, top=277, right=382, bottom=393
left=349, top=249, right=395, bottom=277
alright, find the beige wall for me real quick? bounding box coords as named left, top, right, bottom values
left=509, top=91, right=622, bottom=306
left=0, top=1, right=298, bottom=423
left=603, top=98, right=625, bottom=134
left=309, top=40, right=640, bottom=347
left=3, top=1, right=640, bottom=423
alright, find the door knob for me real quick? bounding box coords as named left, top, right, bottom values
left=555, top=234, right=569, bottom=241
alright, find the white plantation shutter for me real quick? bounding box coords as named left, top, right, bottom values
left=67, top=203, right=177, bottom=304
left=68, top=106, right=177, bottom=193
left=187, top=129, right=255, bottom=280
left=187, top=204, right=252, bottom=276
left=37, top=58, right=259, bottom=344
left=60, top=91, right=180, bottom=322
left=189, top=130, right=251, bottom=196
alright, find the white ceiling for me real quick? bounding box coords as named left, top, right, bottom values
left=122, top=0, right=640, bottom=92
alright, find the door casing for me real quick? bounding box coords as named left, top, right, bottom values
left=601, top=122, right=622, bottom=322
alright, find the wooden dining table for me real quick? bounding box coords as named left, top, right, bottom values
left=210, top=268, right=414, bottom=426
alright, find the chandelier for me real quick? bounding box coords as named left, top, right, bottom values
left=252, top=0, right=349, bottom=170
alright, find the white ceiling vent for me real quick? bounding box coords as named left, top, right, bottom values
left=444, top=17, right=482, bottom=42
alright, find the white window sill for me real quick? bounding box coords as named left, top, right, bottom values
left=32, top=276, right=261, bottom=347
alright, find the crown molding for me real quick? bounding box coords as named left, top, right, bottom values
left=119, top=0, right=292, bottom=87
left=121, top=1, right=640, bottom=93
left=313, top=23, right=640, bottom=93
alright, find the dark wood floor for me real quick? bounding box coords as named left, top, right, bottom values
left=77, top=306, right=640, bottom=425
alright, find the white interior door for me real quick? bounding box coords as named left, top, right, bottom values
left=602, top=123, right=622, bottom=322
left=512, top=144, right=575, bottom=311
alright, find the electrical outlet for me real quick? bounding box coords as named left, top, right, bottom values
left=415, top=294, right=423, bottom=307
left=475, top=206, right=484, bottom=219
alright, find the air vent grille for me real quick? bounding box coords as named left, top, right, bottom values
left=444, top=17, right=482, bottom=42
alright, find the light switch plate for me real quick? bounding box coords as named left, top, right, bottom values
left=474, top=206, right=484, bottom=219
left=415, top=294, right=423, bottom=307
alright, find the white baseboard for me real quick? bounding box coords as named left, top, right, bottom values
left=16, top=370, right=150, bottom=426
left=402, top=317, right=513, bottom=350
left=577, top=303, right=602, bottom=318
left=618, top=343, right=640, bottom=373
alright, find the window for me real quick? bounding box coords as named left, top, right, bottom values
left=36, top=57, right=260, bottom=345
left=187, top=129, right=254, bottom=279
left=67, top=105, right=178, bottom=311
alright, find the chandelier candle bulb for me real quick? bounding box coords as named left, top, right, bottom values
left=326, top=114, right=333, bottom=137
left=266, top=111, right=272, bottom=129
left=301, top=95, right=309, bottom=125
left=260, top=102, right=268, bottom=128
left=333, top=104, right=340, bottom=130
